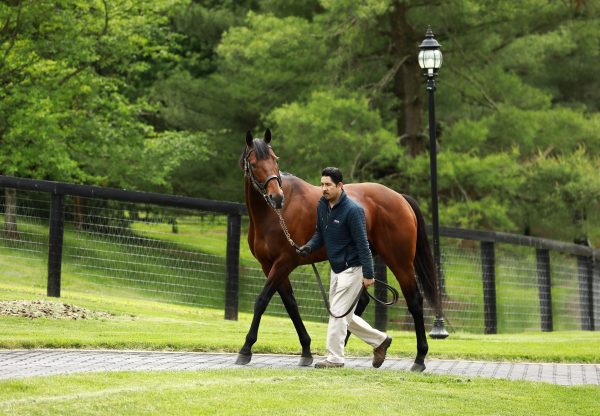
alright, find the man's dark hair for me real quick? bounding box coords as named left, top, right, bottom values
left=322, top=167, right=343, bottom=184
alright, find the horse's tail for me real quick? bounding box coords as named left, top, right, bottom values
left=402, top=194, right=442, bottom=316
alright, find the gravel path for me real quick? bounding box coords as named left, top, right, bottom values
left=0, top=349, right=598, bottom=386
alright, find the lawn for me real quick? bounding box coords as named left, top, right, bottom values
left=1, top=217, right=599, bottom=416
left=0, top=212, right=592, bottom=334
left=1, top=282, right=599, bottom=363
left=1, top=212, right=599, bottom=364
left=0, top=369, right=597, bottom=416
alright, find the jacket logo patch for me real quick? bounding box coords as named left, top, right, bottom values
left=333, top=219, right=340, bottom=224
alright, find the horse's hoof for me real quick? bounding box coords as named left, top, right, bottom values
left=235, top=353, right=252, bottom=365
left=410, top=362, right=426, bottom=372
left=298, top=355, right=313, bottom=367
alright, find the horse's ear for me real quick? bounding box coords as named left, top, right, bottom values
left=264, top=128, right=271, bottom=143
left=246, top=131, right=254, bottom=146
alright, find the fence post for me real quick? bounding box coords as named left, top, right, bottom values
left=536, top=248, right=553, bottom=331
left=47, top=193, right=65, bottom=298
left=374, top=256, right=388, bottom=332
left=481, top=241, right=497, bottom=334
left=225, top=213, right=241, bottom=320
left=577, top=255, right=594, bottom=330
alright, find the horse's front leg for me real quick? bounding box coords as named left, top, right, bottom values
left=277, top=277, right=313, bottom=366
left=235, top=278, right=278, bottom=365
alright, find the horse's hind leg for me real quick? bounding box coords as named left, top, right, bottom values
left=404, top=285, right=428, bottom=372
left=236, top=278, right=278, bottom=365
left=278, top=278, right=313, bottom=366
left=387, top=261, right=428, bottom=372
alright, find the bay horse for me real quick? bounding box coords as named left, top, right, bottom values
left=236, top=129, right=443, bottom=372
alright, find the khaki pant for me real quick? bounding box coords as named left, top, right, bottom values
left=326, top=266, right=387, bottom=364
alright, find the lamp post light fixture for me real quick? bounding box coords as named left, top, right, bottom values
left=419, top=26, right=449, bottom=339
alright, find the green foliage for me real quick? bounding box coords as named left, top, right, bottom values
left=173, top=0, right=599, bottom=243
left=141, top=131, right=211, bottom=190
left=259, top=0, right=322, bottom=19
left=398, top=150, right=522, bottom=229
left=1, top=0, right=599, bottom=244
left=216, top=12, right=329, bottom=118
left=0, top=0, right=205, bottom=189
left=519, top=149, right=600, bottom=241
left=484, top=107, right=600, bottom=156
left=267, top=89, right=398, bottom=183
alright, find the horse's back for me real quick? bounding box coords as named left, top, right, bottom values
left=344, top=182, right=418, bottom=256
left=283, top=177, right=417, bottom=256
left=344, top=182, right=416, bottom=224
left=286, top=178, right=416, bottom=230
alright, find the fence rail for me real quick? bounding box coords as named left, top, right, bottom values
left=0, top=174, right=598, bottom=334
left=430, top=225, right=598, bottom=333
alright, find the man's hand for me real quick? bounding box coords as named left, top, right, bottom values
left=363, top=277, right=374, bottom=288
left=296, top=244, right=312, bottom=257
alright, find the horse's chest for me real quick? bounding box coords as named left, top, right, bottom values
left=248, top=225, right=280, bottom=262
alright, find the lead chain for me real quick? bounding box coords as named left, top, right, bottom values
left=274, top=208, right=299, bottom=249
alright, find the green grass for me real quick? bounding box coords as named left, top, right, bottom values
left=0, top=369, right=597, bottom=416
left=131, top=217, right=258, bottom=263
left=1, top=236, right=599, bottom=415
left=1, top=217, right=600, bottom=362
left=1, top=280, right=599, bottom=363
left=1, top=214, right=592, bottom=334
left=0, top=216, right=335, bottom=323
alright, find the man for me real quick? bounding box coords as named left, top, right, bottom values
left=297, top=167, right=392, bottom=368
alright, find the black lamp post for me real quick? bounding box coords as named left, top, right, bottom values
left=419, top=26, right=448, bottom=339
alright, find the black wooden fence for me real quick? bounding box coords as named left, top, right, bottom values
left=0, top=174, right=598, bottom=333
left=0, top=175, right=246, bottom=320
left=433, top=226, right=598, bottom=333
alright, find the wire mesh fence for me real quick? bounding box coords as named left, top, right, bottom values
left=0, top=184, right=598, bottom=334
left=61, top=197, right=230, bottom=308
left=0, top=189, right=48, bottom=292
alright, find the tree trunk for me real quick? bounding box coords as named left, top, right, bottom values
left=73, top=196, right=84, bottom=230
left=389, top=1, right=426, bottom=156
left=4, top=187, right=19, bottom=240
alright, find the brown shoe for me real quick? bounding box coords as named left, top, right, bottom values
left=315, top=360, right=344, bottom=369
left=372, top=336, right=392, bottom=368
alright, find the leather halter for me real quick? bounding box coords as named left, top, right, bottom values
left=243, top=146, right=282, bottom=200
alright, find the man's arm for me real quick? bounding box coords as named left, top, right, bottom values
left=348, top=205, right=374, bottom=279
left=296, top=210, right=324, bottom=256
left=306, top=227, right=324, bottom=251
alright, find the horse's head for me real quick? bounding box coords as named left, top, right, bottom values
left=241, top=129, right=284, bottom=209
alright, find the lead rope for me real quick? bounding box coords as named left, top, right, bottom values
left=274, top=208, right=298, bottom=250
left=274, top=208, right=399, bottom=318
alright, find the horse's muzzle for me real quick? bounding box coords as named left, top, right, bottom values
left=268, top=193, right=284, bottom=209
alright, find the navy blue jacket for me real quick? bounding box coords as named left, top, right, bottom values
left=306, top=190, right=374, bottom=278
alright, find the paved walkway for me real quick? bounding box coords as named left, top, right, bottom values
left=0, top=350, right=598, bottom=386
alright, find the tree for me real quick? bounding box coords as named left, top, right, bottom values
left=0, top=0, right=208, bottom=234
left=156, top=8, right=330, bottom=199
left=154, top=0, right=600, bottom=244
left=267, top=89, right=399, bottom=184
left=0, top=0, right=207, bottom=187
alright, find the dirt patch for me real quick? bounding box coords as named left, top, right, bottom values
left=0, top=300, right=113, bottom=320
